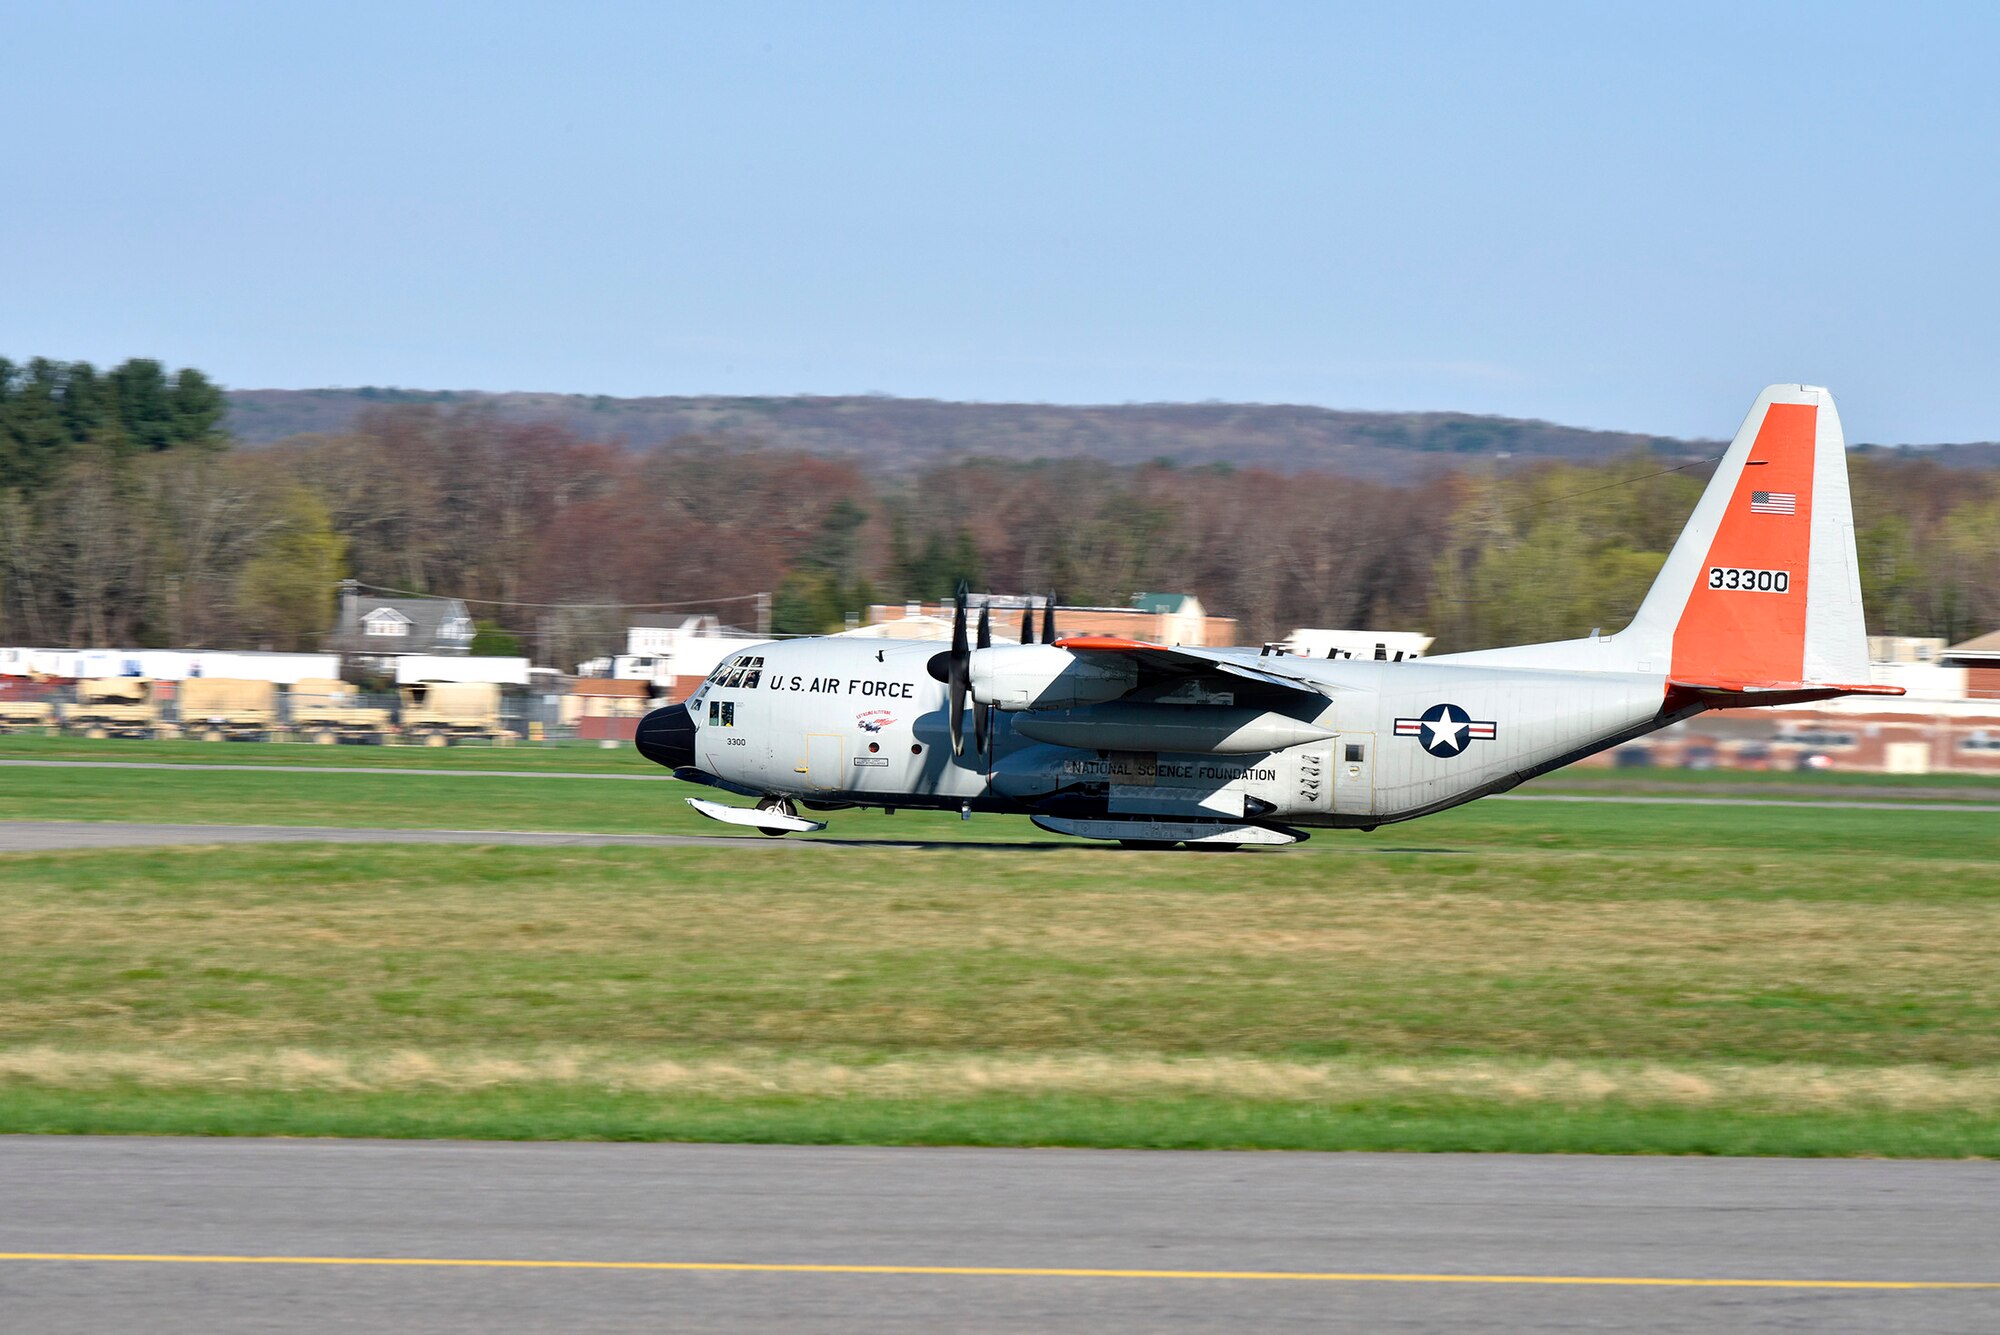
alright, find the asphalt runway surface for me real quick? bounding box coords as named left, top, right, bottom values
left=0, top=757, right=675, bottom=781
left=6, top=757, right=1998, bottom=813
left=0, top=821, right=1081, bottom=854
left=2, top=1138, right=1995, bottom=1333
left=0, top=820, right=764, bottom=852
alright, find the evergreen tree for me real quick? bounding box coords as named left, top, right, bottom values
left=57, top=361, right=107, bottom=442
left=108, top=358, right=175, bottom=452
left=0, top=360, right=71, bottom=492
left=169, top=367, right=228, bottom=448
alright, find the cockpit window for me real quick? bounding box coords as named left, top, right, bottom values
left=712, top=654, right=764, bottom=690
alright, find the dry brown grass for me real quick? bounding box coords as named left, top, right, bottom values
left=7, top=1046, right=2000, bottom=1114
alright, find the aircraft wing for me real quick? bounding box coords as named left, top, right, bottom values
left=1052, top=636, right=1331, bottom=698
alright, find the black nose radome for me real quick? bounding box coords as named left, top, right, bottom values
left=635, top=703, right=697, bottom=770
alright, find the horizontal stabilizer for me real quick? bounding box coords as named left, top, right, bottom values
left=1666, top=678, right=1905, bottom=708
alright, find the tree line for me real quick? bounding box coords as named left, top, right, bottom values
left=3, top=358, right=1996, bottom=664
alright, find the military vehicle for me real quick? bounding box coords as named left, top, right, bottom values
left=178, top=678, right=279, bottom=742
left=0, top=691, right=59, bottom=734
left=399, top=680, right=509, bottom=745
left=289, top=677, right=393, bottom=744
left=64, top=678, right=166, bottom=739
left=639, top=385, right=1901, bottom=847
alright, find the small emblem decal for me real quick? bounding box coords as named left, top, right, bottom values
left=1749, top=490, right=1797, bottom=515
left=1394, top=703, right=1498, bottom=759
left=855, top=709, right=897, bottom=733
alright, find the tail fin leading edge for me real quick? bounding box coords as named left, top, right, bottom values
left=1618, top=384, right=1890, bottom=695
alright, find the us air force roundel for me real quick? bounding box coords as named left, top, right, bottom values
left=1393, top=702, right=1498, bottom=759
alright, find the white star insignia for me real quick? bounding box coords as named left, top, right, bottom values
left=1423, top=717, right=1467, bottom=750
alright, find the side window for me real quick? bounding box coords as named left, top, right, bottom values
left=708, top=700, right=720, bottom=723
left=719, top=701, right=735, bottom=727
left=741, top=656, right=763, bottom=689
left=1344, top=743, right=1365, bottom=763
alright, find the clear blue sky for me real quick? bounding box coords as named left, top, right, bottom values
left=5, top=1, right=1998, bottom=442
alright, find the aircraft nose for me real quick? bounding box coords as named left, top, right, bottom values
left=635, top=702, right=698, bottom=770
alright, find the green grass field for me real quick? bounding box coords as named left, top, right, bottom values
left=3, top=750, right=1998, bottom=1155
left=3, top=744, right=1995, bottom=839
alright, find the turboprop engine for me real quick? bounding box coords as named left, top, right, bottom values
left=927, top=583, right=1139, bottom=758
left=968, top=644, right=1136, bottom=712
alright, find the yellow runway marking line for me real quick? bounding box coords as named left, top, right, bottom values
left=2, top=1254, right=1996, bottom=1289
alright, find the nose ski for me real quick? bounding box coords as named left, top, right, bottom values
left=686, top=797, right=827, bottom=836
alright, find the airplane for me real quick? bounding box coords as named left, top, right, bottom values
left=637, top=384, right=1901, bottom=848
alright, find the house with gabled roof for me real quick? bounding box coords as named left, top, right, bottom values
left=327, top=580, right=476, bottom=665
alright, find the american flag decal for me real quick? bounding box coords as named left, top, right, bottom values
left=1750, top=490, right=1796, bottom=515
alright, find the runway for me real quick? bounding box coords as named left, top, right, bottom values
left=2, top=1138, right=1995, bottom=1332
left=0, top=821, right=1080, bottom=854
left=0, top=757, right=673, bottom=781
left=6, top=758, right=1997, bottom=813
left=0, top=819, right=763, bottom=853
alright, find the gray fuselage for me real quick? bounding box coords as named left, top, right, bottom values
left=662, top=637, right=1686, bottom=828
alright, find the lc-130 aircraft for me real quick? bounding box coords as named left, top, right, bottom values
left=638, top=385, right=1901, bottom=848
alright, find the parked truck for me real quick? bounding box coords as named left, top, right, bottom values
left=288, top=677, right=393, bottom=744
left=178, top=677, right=279, bottom=741
left=0, top=687, right=60, bottom=734
left=399, top=680, right=509, bottom=745
left=64, top=678, right=167, bottom=739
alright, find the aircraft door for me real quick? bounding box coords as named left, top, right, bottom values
left=1334, top=733, right=1375, bottom=817
left=805, top=733, right=845, bottom=790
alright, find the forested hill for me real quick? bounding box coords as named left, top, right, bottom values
left=10, top=358, right=1997, bottom=656
left=226, top=388, right=1713, bottom=482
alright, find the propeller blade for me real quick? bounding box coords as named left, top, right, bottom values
left=972, top=599, right=993, bottom=757
left=948, top=582, right=970, bottom=756
left=949, top=680, right=966, bottom=756
left=1020, top=602, right=1035, bottom=644
left=1041, top=592, right=1057, bottom=645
